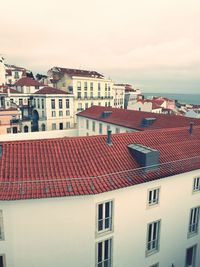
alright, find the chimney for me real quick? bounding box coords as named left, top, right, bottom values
left=106, top=129, right=112, bottom=145
left=189, top=122, right=194, bottom=135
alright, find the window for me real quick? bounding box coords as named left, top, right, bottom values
left=99, top=123, right=102, bottom=134
left=148, top=188, right=160, bottom=206
left=97, top=201, right=113, bottom=233
left=37, top=99, right=40, bottom=109
left=193, top=177, right=200, bottom=192
left=97, top=238, right=112, bottom=267
left=90, top=91, right=93, bottom=98
left=90, top=82, right=93, bottom=90
left=84, top=91, right=87, bottom=98
left=7, top=128, right=11, bottom=134
left=92, top=121, right=95, bottom=132
left=66, top=110, right=70, bottom=116
left=77, top=81, right=81, bottom=90
left=0, top=210, right=4, bottom=240
left=0, top=255, right=6, bottom=267
left=19, top=98, right=23, bottom=106
left=115, top=128, right=120, bottom=134
left=98, top=83, right=101, bottom=91
left=146, top=220, right=160, bottom=255
left=52, top=111, right=56, bottom=117
left=77, top=92, right=81, bottom=98
left=185, top=245, right=197, bottom=267
left=52, top=123, right=56, bottom=130
left=84, top=82, right=87, bottom=90
left=59, top=99, right=63, bottom=109
left=66, top=122, right=70, bottom=129
left=59, top=111, right=63, bottom=117
left=66, top=99, right=70, bottom=109
left=51, top=99, right=55, bottom=109
left=105, top=83, right=107, bottom=91
left=86, top=120, right=89, bottom=130
left=98, top=91, right=101, bottom=98
left=85, top=103, right=88, bottom=109
left=188, top=207, right=200, bottom=237
left=42, top=111, right=45, bottom=118
left=41, top=99, right=44, bottom=109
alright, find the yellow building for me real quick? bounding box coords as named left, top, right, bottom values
left=47, top=67, right=113, bottom=122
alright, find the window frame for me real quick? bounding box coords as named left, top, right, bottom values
left=0, top=210, right=5, bottom=241
left=193, top=177, right=200, bottom=193
left=96, top=200, right=113, bottom=236
left=96, top=237, right=113, bottom=267
left=146, top=220, right=161, bottom=256
left=188, top=206, right=200, bottom=238
left=148, top=187, right=160, bottom=207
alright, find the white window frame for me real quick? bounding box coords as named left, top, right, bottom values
left=146, top=220, right=161, bottom=256
left=193, top=177, right=200, bottom=192
left=148, top=188, right=160, bottom=206
left=0, top=210, right=5, bottom=240
left=96, top=238, right=112, bottom=267
left=97, top=200, right=113, bottom=235
left=188, top=206, right=200, bottom=237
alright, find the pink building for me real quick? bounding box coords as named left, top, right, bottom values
left=0, top=107, right=21, bottom=134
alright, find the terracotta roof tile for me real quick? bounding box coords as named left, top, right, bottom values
left=34, top=86, right=68, bottom=95
left=78, top=106, right=200, bottom=130
left=0, top=126, right=200, bottom=200
left=51, top=67, right=104, bottom=79
left=14, top=77, right=43, bottom=87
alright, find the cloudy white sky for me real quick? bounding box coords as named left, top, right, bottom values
left=1, top=0, right=200, bottom=93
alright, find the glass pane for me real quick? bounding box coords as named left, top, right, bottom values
left=104, top=240, right=109, bottom=259
left=98, top=220, right=103, bottom=231
left=105, top=202, right=110, bottom=218
left=148, top=224, right=152, bottom=242
left=98, top=242, right=102, bottom=262
left=105, top=218, right=110, bottom=229
left=98, top=204, right=103, bottom=220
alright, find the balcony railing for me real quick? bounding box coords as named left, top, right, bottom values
left=0, top=156, right=199, bottom=200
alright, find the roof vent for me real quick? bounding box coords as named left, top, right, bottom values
left=141, top=118, right=156, bottom=127
left=102, top=111, right=112, bottom=118
left=128, top=144, right=160, bottom=171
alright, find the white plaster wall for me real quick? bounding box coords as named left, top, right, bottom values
left=78, top=116, right=137, bottom=136
left=0, top=170, right=199, bottom=267
left=0, top=128, right=78, bottom=141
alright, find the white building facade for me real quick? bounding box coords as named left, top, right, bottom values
left=32, top=87, right=74, bottom=131
left=112, top=84, right=125, bottom=109
left=0, top=169, right=199, bottom=267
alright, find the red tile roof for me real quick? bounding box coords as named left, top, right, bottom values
left=34, top=87, right=68, bottom=95
left=0, top=86, right=18, bottom=94
left=50, top=67, right=104, bottom=79
left=14, top=77, right=43, bottom=87
left=0, top=126, right=200, bottom=200
left=78, top=106, right=200, bottom=130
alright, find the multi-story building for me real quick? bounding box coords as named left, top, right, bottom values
left=32, top=86, right=74, bottom=131
left=127, top=99, right=163, bottom=113
left=0, top=107, right=21, bottom=134
left=0, top=126, right=199, bottom=267
left=77, top=105, right=200, bottom=136
left=124, top=84, right=141, bottom=109
left=112, top=84, right=125, bottom=108
left=14, top=77, right=43, bottom=94
left=47, top=67, right=113, bottom=118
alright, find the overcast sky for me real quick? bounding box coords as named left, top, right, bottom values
left=1, top=0, right=200, bottom=93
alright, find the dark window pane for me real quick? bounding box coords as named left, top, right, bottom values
left=105, top=202, right=110, bottom=217
left=98, top=242, right=102, bottom=262
left=98, top=204, right=103, bottom=220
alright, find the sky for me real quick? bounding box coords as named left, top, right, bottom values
left=1, top=0, right=200, bottom=93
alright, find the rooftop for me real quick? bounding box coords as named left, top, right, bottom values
left=0, top=125, right=200, bottom=200
left=14, top=77, right=43, bottom=87
left=34, top=86, right=68, bottom=95
left=78, top=106, right=200, bottom=131
left=50, top=67, right=104, bottom=79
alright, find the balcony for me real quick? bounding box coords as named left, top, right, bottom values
left=10, top=118, right=20, bottom=125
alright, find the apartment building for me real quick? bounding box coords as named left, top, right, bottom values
left=112, top=84, right=125, bottom=108
left=32, top=86, right=74, bottom=131
left=0, top=126, right=199, bottom=267
left=14, top=77, right=43, bottom=94
left=47, top=67, right=113, bottom=116
left=0, top=107, right=21, bottom=134
left=77, top=105, right=200, bottom=136
left=127, top=99, right=163, bottom=113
